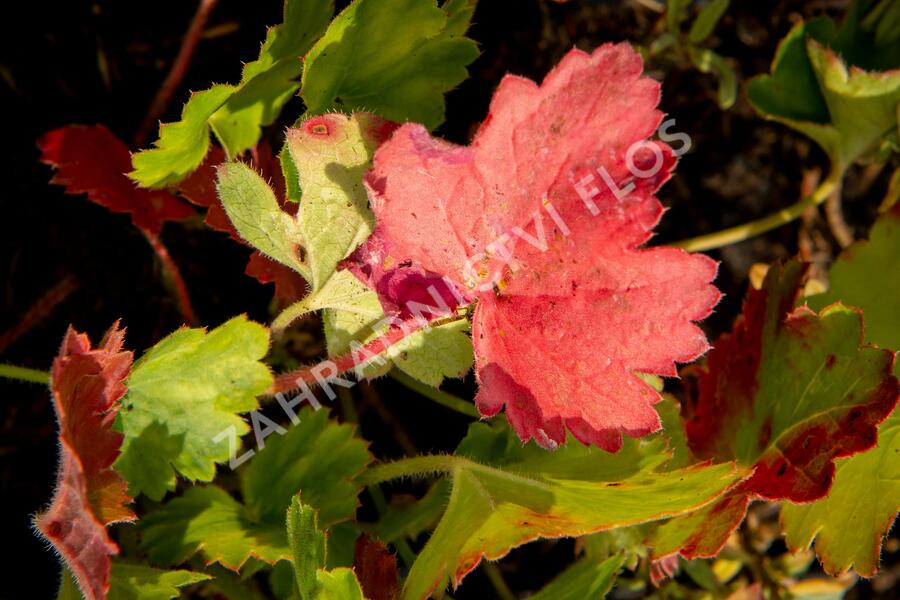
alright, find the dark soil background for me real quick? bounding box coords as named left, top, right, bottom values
left=1, top=0, right=896, bottom=598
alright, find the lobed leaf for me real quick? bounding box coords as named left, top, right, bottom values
left=140, top=407, right=370, bottom=570
left=114, top=316, right=273, bottom=500
left=747, top=2, right=900, bottom=167
left=386, top=421, right=740, bottom=599
left=781, top=205, right=900, bottom=576
left=39, top=125, right=194, bottom=234
left=130, top=0, right=333, bottom=188
left=108, top=564, right=211, bottom=600
left=348, top=43, right=720, bottom=450
left=300, top=0, right=479, bottom=129
left=650, top=261, right=899, bottom=560
left=220, top=112, right=474, bottom=386
left=35, top=324, right=135, bottom=600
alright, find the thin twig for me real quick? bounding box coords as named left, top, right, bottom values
left=141, top=229, right=198, bottom=326
left=0, top=274, right=78, bottom=353
left=134, top=0, right=220, bottom=147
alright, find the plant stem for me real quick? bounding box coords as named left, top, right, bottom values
left=268, top=312, right=467, bottom=395
left=389, top=369, right=479, bottom=418
left=673, top=167, right=843, bottom=252
left=482, top=562, right=516, bottom=600
left=142, top=229, right=199, bottom=326
left=0, top=363, right=50, bottom=385
left=358, top=455, right=461, bottom=486
left=824, top=179, right=854, bottom=247
left=134, top=0, right=219, bottom=146
left=0, top=274, right=78, bottom=353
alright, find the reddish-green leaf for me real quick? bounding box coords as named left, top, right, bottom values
left=650, top=262, right=899, bottom=560
left=34, top=324, right=135, bottom=600
left=781, top=205, right=900, bottom=576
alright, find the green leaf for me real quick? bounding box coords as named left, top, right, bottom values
left=130, top=0, right=333, bottom=188
left=747, top=7, right=900, bottom=168
left=268, top=113, right=474, bottom=386
left=649, top=261, right=899, bottom=560
left=805, top=37, right=900, bottom=166
left=217, top=161, right=310, bottom=279
left=287, top=497, right=366, bottom=600
left=208, top=0, right=335, bottom=156
left=242, top=406, right=372, bottom=526
left=114, top=316, right=272, bottom=500
left=300, top=0, right=479, bottom=129
left=688, top=0, right=729, bottom=44
left=369, top=421, right=740, bottom=599
left=141, top=486, right=290, bottom=568
left=286, top=113, right=383, bottom=290
left=141, top=408, right=370, bottom=570
left=108, top=564, right=211, bottom=600
left=130, top=86, right=235, bottom=188
left=529, top=554, right=624, bottom=600
left=781, top=206, right=900, bottom=576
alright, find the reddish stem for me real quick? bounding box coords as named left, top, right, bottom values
left=134, top=0, right=220, bottom=147
left=141, top=229, right=198, bottom=326
left=0, top=274, right=79, bottom=353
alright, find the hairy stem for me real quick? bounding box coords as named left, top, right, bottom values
left=673, top=167, right=843, bottom=252
left=389, top=369, right=479, bottom=418
left=0, top=363, right=50, bottom=385
left=358, top=455, right=462, bottom=485
left=134, top=0, right=219, bottom=146
left=142, top=229, right=199, bottom=326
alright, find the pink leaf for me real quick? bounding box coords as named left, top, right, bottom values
left=348, top=44, right=719, bottom=450
left=34, top=324, right=135, bottom=600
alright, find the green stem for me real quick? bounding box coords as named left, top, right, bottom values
left=389, top=369, right=479, bottom=418
left=482, top=562, right=516, bottom=600
left=673, top=167, right=843, bottom=252
left=358, top=455, right=460, bottom=486
left=0, top=363, right=50, bottom=385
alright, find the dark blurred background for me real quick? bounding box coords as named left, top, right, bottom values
left=1, top=1, right=895, bottom=597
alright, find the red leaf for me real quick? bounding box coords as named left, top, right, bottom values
left=245, top=252, right=308, bottom=303
left=651, top=262, right=899, bottom=559
left=353, top=534, right=399, bottom=600
left=175, top=145, right=237, bottom=237
left=347, top=44, right=719, bottom=450
left=39, top=125, right=194, bottom=235
left=34, top=323, right=135, bottom=600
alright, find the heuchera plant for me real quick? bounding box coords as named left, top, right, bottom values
left=18, top=0, right=900, bottom=599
